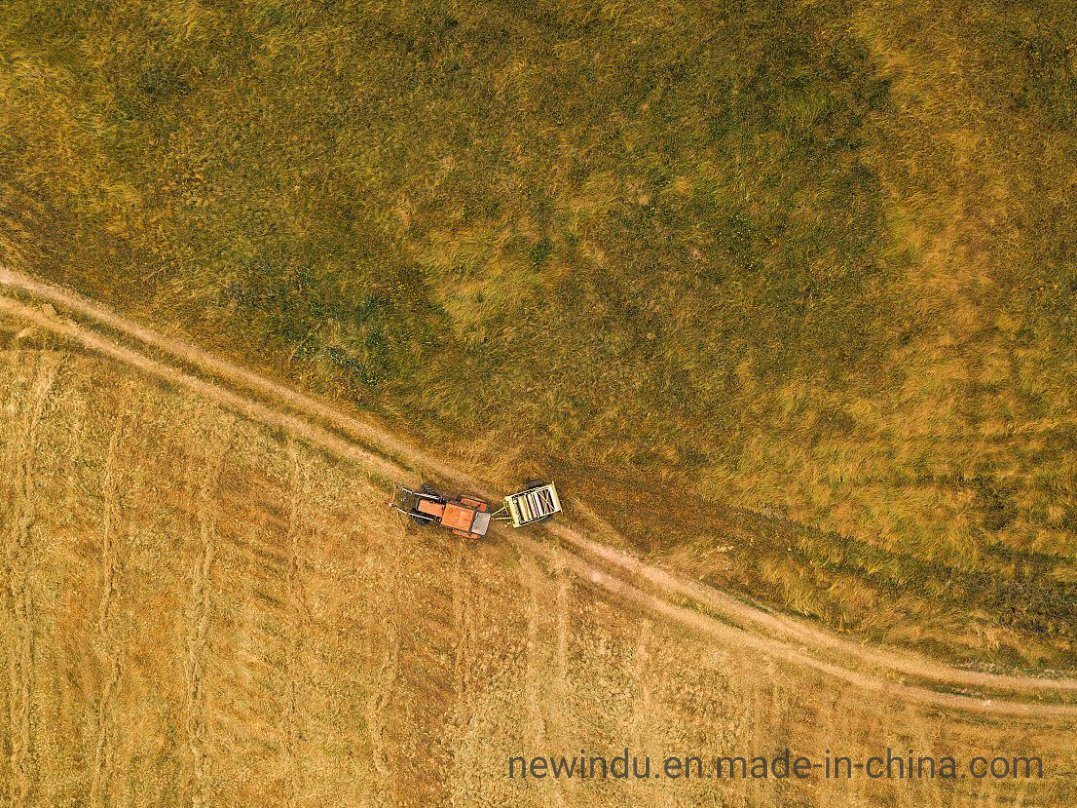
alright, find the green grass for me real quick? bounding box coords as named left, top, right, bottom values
left=1, top=0, right=1073, bottom=669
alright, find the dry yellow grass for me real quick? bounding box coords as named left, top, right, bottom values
left=2, top=316, right=1074, bottom=807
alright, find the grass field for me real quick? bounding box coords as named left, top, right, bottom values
left=0, top=0, right=1074, bottom=669
left=2, top=328, right=1075, bottom=807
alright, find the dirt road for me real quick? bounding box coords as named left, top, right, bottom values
left=1, top=266, right=1074, bottom=721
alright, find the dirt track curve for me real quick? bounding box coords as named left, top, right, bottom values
left=1, top=266, right=1075, bottom=721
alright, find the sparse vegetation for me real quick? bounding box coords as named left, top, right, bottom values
left=0, top=0, right=1073, bottom=668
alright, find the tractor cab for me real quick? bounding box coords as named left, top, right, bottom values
left=393, top=485, right=492, bottom=539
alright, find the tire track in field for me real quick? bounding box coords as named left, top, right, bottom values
left=627, top=620, right=654, bottom=752
left=551, top=552, right=571, bottom=681
left=448, top=537, right=481, bottom=803
left=517, top=553, right=552, bottom=739
left=366, top=518, right=405, bottom=805
left=517, top=551, right=568, bottom=808
left=89, top=412, right=128, bottom=808
left=183, top=429, right=232, bottom=808
left=451, top=543, right=474, bottom=707
left=2, top=271, right=1076, bottom=720
left=283, top=444, right=311, bottom=807
left=2, top=351, right=62, bottom=808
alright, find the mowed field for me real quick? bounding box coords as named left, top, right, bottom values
left=2, top=315, right=1075, bottom=806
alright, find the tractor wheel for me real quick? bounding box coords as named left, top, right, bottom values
left=420, top=483, right=443, bottom=498
left=410, top=513, right=432, bottom=528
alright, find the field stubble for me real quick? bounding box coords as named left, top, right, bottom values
left=0, top=314, right=1074, bottom=807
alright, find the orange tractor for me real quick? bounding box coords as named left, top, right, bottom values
left=389, top=481, right=561, bottom=539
